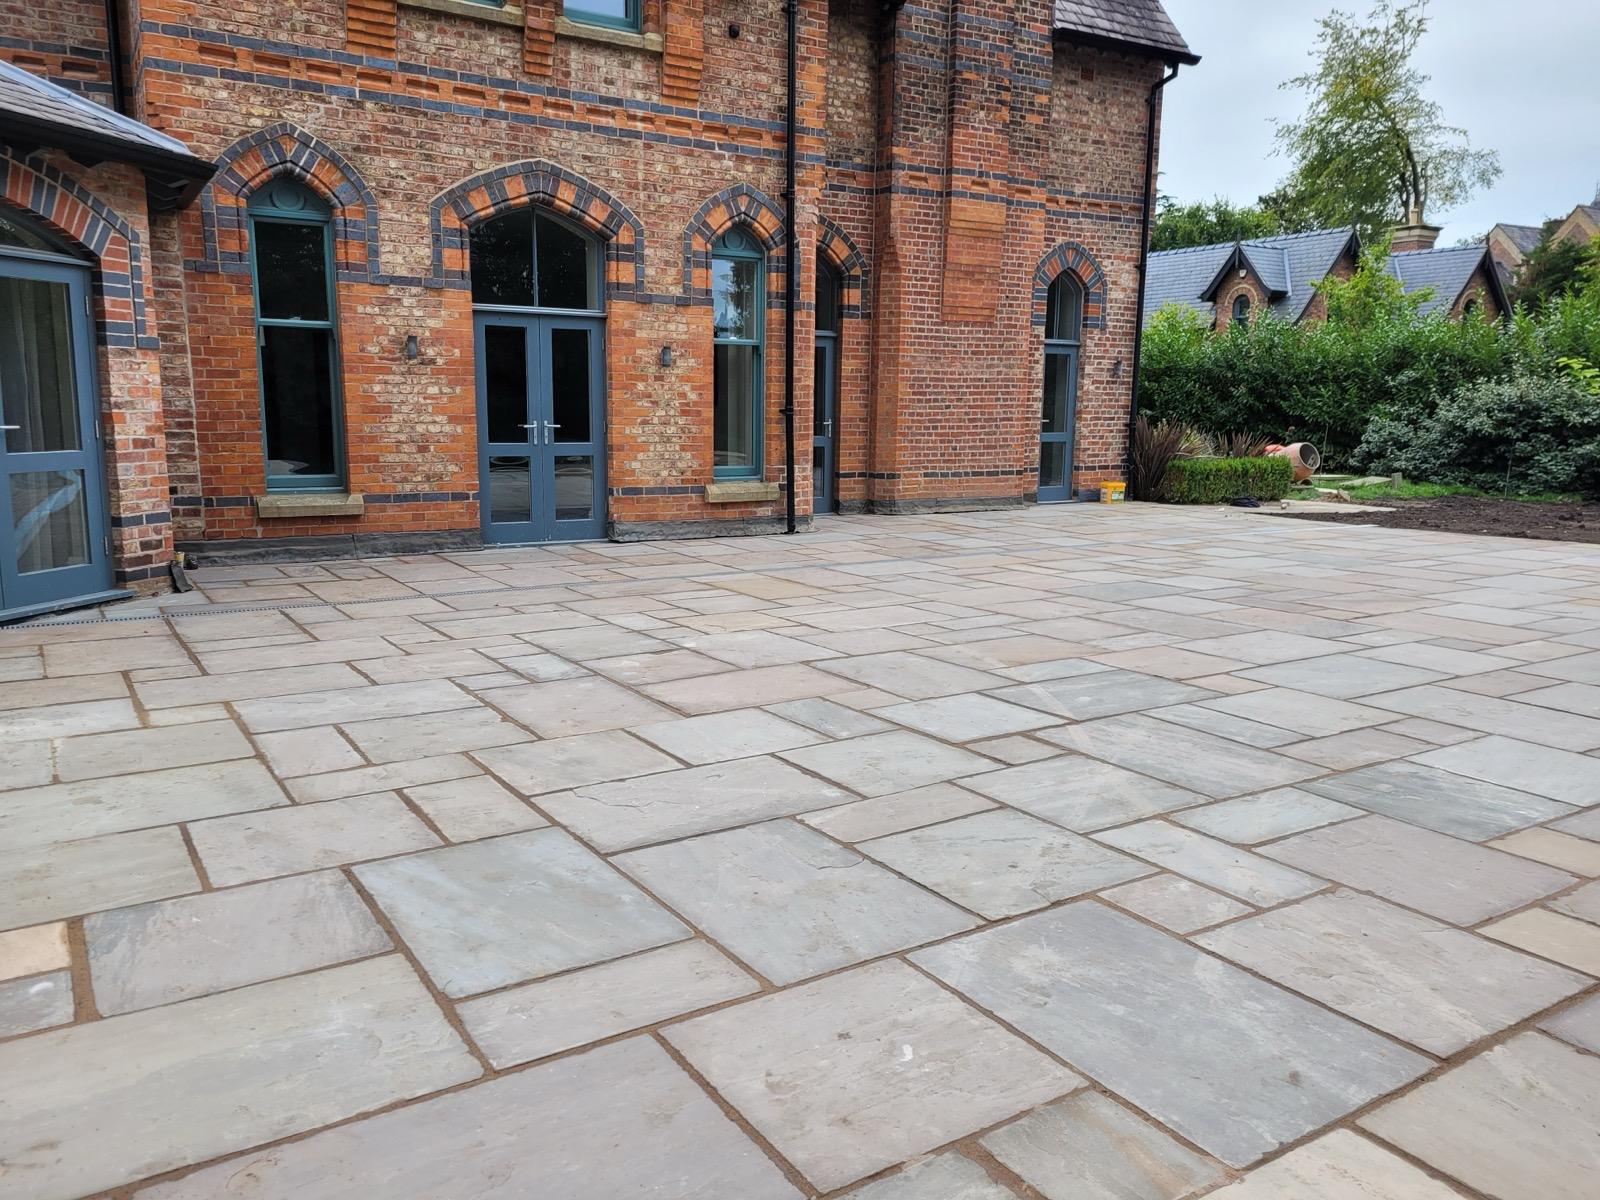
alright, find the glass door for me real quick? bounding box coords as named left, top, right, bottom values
left=812, top=334, right=837, bottom=513
left=541, top=319, right=605, bottom=542
left=1038, top=273, right=1082, bottom=503
left=0, top=257, right=112, bottom=618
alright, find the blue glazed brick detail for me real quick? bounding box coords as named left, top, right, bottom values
left=682, top=183, right=789, bottom=302
left=1033, top=240, right=1109, bottom=330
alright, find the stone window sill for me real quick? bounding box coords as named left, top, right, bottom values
left=256, top=493, right=366, bottom=519
left=555, top=16, right=663, bottom=53
left=704, top=480, right=780, bottom=505
left=401, top=0, right=523, bottom=28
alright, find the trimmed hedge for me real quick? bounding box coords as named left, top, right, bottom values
left=1159, top=456, right=1294, bottom=504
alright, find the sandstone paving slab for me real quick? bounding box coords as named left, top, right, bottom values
left=989, top=669, right=1213, bottom=722
left=134, top=662, right=367, bottom=708
left=1262, top=815, right=1577, bottom=925
left=961, top=754, right=1204, bottom=831
left=1360, top=1033, right=1600, bottom=1200
left=285, top=754, right=479, bottom=802
left=969, top=733, right=1060, bottom=763
left=1552, top=808, right=1600, bottom=842
left=1548, top=879, right=1600, bottom=924
left=873, top=693, right=1060, bottom=741
left=1039, top=715, right=1323, bottom=798
left=140, top=1037, right=800, bottom=1200
left=664, top=960, right=1082, bottom=1192
left=1480, top=908, right=1600, bottom=975
left=1362, top=684, right=1600, bottom=752
left=85, top=871, right=392, bottom=1015
left=0, top=697, right=139, bottom=740
left=1178, top=630, right=1352, bottom=665
left=541, top=755, right=854, bottom=851
left=43, top=635, right=190, bottom=676
left=458, top=940, right=758, bottom=1067
left=630, top=708, right=824, bottom=764
left=0, top=738, right=51, bottom=792
left=0, top=970, right=72, bottom=1036
left=0, top=671, right=124, bottom=712
left=679, top=629, right=839, bottom=667
left=0, top=827, right=198, bottom=930
left=912, top=902, right=1430, bottom=1167
left=53, top=719, right=254, bottom=782
left=642, top=663, right=852, bottom=713
left=799, top=783, right=996, bottom=843
left=196, top=636, right=404, bottom=674
left=981, top=1090, right=1228, bottom=1200
left=1087, top=644, right=1248, bottom=679
left=1280, top=727, right=1433, bottom=770
left=234, top=680, right=478, bottom=733
left=489, top=675, right=676, bottom=737
left=337, top=706, right=532, bottom=763
left=860, top=809, right=1153, bottom=919
left=765, top=696, right=893, bottom=738
left=521, top=624, right=673, bottom=661
left=1487, top=828, right=1600, bottom=875
left=1520, top=647, right=1600, bottom=683
left=255, top=726, right=365, bottom=778
left=1302, top=760, right=1572, bottom=840
left=1145, top=701, right=1304, bottom=749
left=1173, top=787, right=1360, bottom=844
left=1204, top=1130, right=1467, bottom=1200
left=1410, top=735, right=1600, bottom=807
left=402, top=775, right=548, bottom=841
left=474, top=729, right=679, bottom=795
left=844, top=1152, right=1019, bottom=1199
left=356, top=828, right=688, bottom=997
left=189, top=792, right=440, bottom=886
left=1540, top=992, right=1600, bottom=1053
left=780, top=730, right=996, bottom=798
left=1197, top=889, right=1589, bottom=1054
left=1094, top=820, right=1325, bottom=907
left=618, top=820, right=976, bottom=981
left=1236, top=652, right=1446, bottom=698
left=586, top=648, right=729, bottom=685
left=1099, top=871, right=1253, bottom=933
left=812, top=651, right=1008, bottom=700
left=0, top=955, right=479, bottom=1200
left=0, top=921, right=68, bottom=981
left=1200, top=688, right=1392, bottom=738
left=350, top=647, right=502, bottom=683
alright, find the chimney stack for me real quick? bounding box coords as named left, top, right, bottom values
left=1390, top=203, right=1442, bottom=253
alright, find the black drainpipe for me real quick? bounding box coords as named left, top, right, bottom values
left=781, top=0, right=799, bottom=534
left=1125, top=61, right=1180, bottom=484
left=104, top=0, right=129, bottom=115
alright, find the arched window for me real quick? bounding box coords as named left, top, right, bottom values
left=470, top=208, right=600, bottom=312
left=1231, top=293, right=1251, bottom=324
left=0, top=209, right=77, bottom=257
left=1039, top=272, right=1082, bottom=501
left=712, top=227, right=765, bottom=477
left=250, top=180, right=342, bottom=490
left=1463, top=297, right=1481, bottom=319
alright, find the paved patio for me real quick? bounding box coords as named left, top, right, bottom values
left=2, top=503, right=1599, bottom=1199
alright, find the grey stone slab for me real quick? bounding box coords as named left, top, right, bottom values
left=799, top=783, right=996, bottom=842
left=990, top=669, right=1213, bottom=721
left=587, top=648, right=729, bottom=685
left=681, top=629, right=839, bottom=667
left=913, top=903, right=1429, bottom=1168
left=845, top=1152, right=1019, bottom=1200
left=642, top=663, right=851, bottom=713
left=459, top=940, right=758, bottom=1067
left=474, top=729, right=679, bottom=795
left=814, top=651, right=1008, bottom=699
left=1201, top=688, right=1392, bottom=737
left=860, top=809, right=1153, bottom=919
left=84, top=871, right=392, bottom=1015
left=1206, top=1130, right=1468, bottom=1199
left=618, top=821, right=976, bottom=982
left=766, top=697, right=893, bottom=738
left=0, top=956, right=479, bottom=1200
left=780, top=731, right=996, bottom=797
left=1541, top=992, right=1600, bottom=1054
left=1411, top=735, right=1600, bottom=807
left=53, top=719, right=254, bottom=782
left=1147, top=702, right=1304, bottom=748
left=490, top=676, right=676, bottom=737
left=0, top=758, right=288, bottom=852
left=1180, top=631, right=1353, bottom=665
left=1302, top=761, right=1573, bottom=840
left=0, top=970, right=72, bottom=1036
left=1549, top=879, right=1600, bottom=925
left=541, top=755, right=854, bottom=852
left=134, top=662, right=368, bottom=709
left=44, top=636, right=190, bottom=676
left=0, top=827, right=198, bottom=930
left=188, top=792, right=440, bottom=886
left=1197, top=889, right=1588, bottom=1054
left=234, top=680, right=478, bottom=733
left=982, top=1091, right=1227, bottom=1200
left=1174, top=788, right=1361, bottom=844
left=522, top=624, right=672, bottom=660
left=1553, top=808, right=1600, bottom=842
left=875, top=693, right=1059, bottom=741
left=1522, top=648, right=1600, bottom=683
left=1237, top=653, right=1446, bottom=698
left=338, top=706, right=532, bottom=763
left=1262, top=815, right=1576, bottom=924
left=631, top=709, right=823, bottom=763
left=356, top=828, right=688, bottom=997
left=1364, top=685, right=1600, bottom=752
left=403, top=775, right=548, bottom=841
left=1040, top=715, right=1323, bottom=798
left=1099, top=873, right=1251, bottom=933
left=286, top=754, right=478, bottom=803
left=1360, top=1033, right=1600, bottom=1200
left=962, top=754, right=1204, bottom=831
left=1095, top=820, right=1326, bottom=906
left=665, top=960, right=1081, bottom=1192
left=141, top=1038, right=799, bottom=1200
left=1282, top=727, right=1433, bottom=770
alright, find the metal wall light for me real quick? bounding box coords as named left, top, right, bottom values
left=403, top=334, right=420, bottom=359
left=659, top=345, right=674, bottom=368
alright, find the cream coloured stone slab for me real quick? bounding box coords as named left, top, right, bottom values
left=135, top=662, right=367, bottom=708
left=53, top=719, right=254, bottom=782
left=234, top=680, right=477, bottom=733
left=141, top=1038, right=799, bottom=1200
left=403, top=775, right=548, bottom=841
left=0, top=827, right=198, bottom=930
left=255, top=726, right=364, bottom=778
left=1541, top=992, right=1600, bottom=1053
left=0, top=738, right=51, bottom=792
left=0, top=921, right=68, bottom=981
left=587, top=648, right=729, bottom=685
left=356, top=828, right=688, bottom=997
left=0, top=671, right=124, bottom=712
left=812, top=651, right=1007, bottom=700
left=0, top=956, right=480, bottom=1200
left=43, top=636, right=189, bottom=677
left=353, top=647, right=502, bottom=683
left=630, top=709, right=823, bottom=764
left=1360, top=1033, right=1600, bottom=1200
left=1174, top=788, right=1360, bottom=844
left=458, top=940, right=758, bottom=1066
left=338, top=706, right=532, bottom=763
left=197, top=636, right=402, bottom=675
left=490, top=676, right=676, bottom=737
left=1281, top=728, right=1432, bottom=770
left=779, top=731, right=995, bottom=798
left=1197, top=890, right=1588, bottom=1053
left=474, top=729, right=679, bottom=795
left=85, top=871, right=392, bottom=1015
left=913, top=903, right=1429, bottom=1167
left=189, top=793, right=440, bottom=886
left=1488, top=828, right=1600, bottom=875
left=800, top=783, right=996, bottom=842
left=0, top=698, right=139, bottom=740
left=1480, top=908, right=1600, bottom=975
left=1206, top=1130, right=1467, bottom=1199
left=642, top=663, right=855, bottom=713
left=665, top=960, right=1082, bottom=1192
left=0, top=970, right=72, bottom=1036
left=1099, top=873, right=1252, bottom=933
left=1040, top=715, right=1323, bottom=798
left=1095, top=821, right=1325, bottom=907
left=845, top=1152, right=1019, bottom=1200
left=679, top=629, right=838, bottom=667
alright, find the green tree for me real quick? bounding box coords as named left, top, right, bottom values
left=1151, top=197, right=1284, bottom=251
left=1257, top=183, right=1322, bottom=235
left=1275, top=1, right=1501, bottom=238
left=1317, top=235, right=1430, bottom=328
left=1512, top=225, right=1600, bottom=313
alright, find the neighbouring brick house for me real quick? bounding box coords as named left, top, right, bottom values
left=1489, top=199, right=1600, bottom=284
left=1144, top=222, right=1508, bottom=332
left=0, top=0, right=1195, bottom=621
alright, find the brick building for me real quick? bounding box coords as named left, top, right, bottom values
left=0, top=0, right=1195, bottom=621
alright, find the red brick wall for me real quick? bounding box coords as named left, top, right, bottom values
left=1452, top=260, right=1503, bottom=321
left=0, top=0, right=114, bottom=100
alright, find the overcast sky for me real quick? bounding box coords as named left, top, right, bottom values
left=1156, top=0, right=1600, bottom=243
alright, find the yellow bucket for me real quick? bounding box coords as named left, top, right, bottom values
left=1099, top=481, right=1127, bottom=504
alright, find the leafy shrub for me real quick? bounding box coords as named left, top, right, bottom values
left=1355, top=372, right=1600, bottom=498
left=1159, top=456, right=1295, bottom=504
left=1129, top=415, right=1206, bottom=501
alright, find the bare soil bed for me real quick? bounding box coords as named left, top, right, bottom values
left=1275, top=493, right=1600, bottom=544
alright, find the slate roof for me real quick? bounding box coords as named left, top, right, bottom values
left=1495, top=223, right=1544, bottom=256
left=1144, top=228, right=1358, bottom=322
left=1386, top=244, right=1504, bottom=316
left=1053, top=0, right=1198, bottom=63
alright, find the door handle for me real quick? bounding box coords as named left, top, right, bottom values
left=519, top=423, right=540, bottom=445
left=543, top=422, right=561, bottom=442
left=0, top=425, right=20, bottom=431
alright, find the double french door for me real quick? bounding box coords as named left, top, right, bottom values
left=475, top=314, right=606, bottom=544
left=0, top=256, right=113, bottom=621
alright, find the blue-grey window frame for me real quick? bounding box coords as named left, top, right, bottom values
left=248, top=183, right=345, bottom=493
left=1039, top=272, right=1082, bottom=503
left=711, top=226, right=765, bottom=480
left=564, top=0, right=640, bottom=32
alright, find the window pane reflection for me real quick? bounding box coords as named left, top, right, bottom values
left=550, top=328, right=591, bottom=443
left=484, top=325, right=529, bottom=444
left=488, top=456, right=531, bottom=523
left=714, top=343, right=758, bottom=469
left=11, top=470, right=90, bottom=573
left=553, top=455, right=594, bottom=521
left=261, top=326, right=337, bottom=478
left=713, top=257, right=759, bottom=340
left=1039, top=443, right=1066, bottom=490
left=0, top=276, right=79, bottom=452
